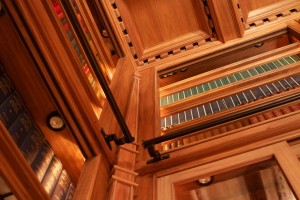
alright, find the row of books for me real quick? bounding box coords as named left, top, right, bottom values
left=161, top=102, right=300, bottom=151
left=0, top=63, right=75, bottom=200
left=161, top=74, right=300, bottom=130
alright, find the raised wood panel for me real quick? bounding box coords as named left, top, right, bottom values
left=208, top=0, right=244, bottom=42
left=239, top=0, right=284, bottom=21
left=238, top=0, right=300, bottom=26
left=114, top=0, right=213, bottom=59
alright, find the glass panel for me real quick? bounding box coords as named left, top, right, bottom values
left=176, top=160, right=296, bottom=200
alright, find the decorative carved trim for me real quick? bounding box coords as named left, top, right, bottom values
left=108, top=0, right=218, bottom=66
left=236, top=0, right=300, bottom=30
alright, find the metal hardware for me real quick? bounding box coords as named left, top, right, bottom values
left=143, top=93, right=300, bottom=163
left=61, top=1, right=135, bottom=149
left=254, top=42, right=264, bottom=48
left=143, top=144, right=170, bottom=164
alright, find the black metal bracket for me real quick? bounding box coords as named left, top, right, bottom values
left=101, top=128, right=135, bottom=150
left=144, top=143, right=170, bottom=164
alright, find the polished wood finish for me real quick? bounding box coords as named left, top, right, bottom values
left=73, top=155, right=110, bottom=200
left=0, top=5, right=83, bottom=183
left=2, top=0, right=300, bottom=199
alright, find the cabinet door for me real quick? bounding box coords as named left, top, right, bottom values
left=157, top=142, right=300, bottom=200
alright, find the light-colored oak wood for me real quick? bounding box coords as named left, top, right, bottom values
left=136, top=111, right=300, bottom=175
left=73, top=155, right=110, bottom=200
left=156, top=142, right=300, bottom=200
left=160, top=42, right=299, bottom=96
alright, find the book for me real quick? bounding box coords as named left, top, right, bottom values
left=234, top=121, right=243, bottom=129
left=8, top=110, right=34, bottom=147
left=241, top=118, right=250, bottom=126
left=31, top=141, right=55, bottom=182
left=182, top=137, right=190, bottom=145
left=218, top=126, right=227, bottom=133
left=41, top=156, right=63, bottom=196
left=176, top=140, right=183, bottom=147
left=273, top=109, right=284, bottom=117
left=249, top=116, right=259, bottom=124
left=189, top=136, right=198, bottom=142
left=203, top=131, right=213, bottom=138
left=280, top=106, right=293, bottom=114
left=65, top=183, right=75, bottom=200
left=197, top=133, right=205, bottom=140
left=0, top=73, right=14, bottom=104
left=19, top=125, right=45, bottom=164
left=257, top=114, right=266, bottom=122
left=263, top=111, right=276, bottom=120
left=289, top=103, right=300, bottom=111
left=226, top=124, right=236, bottom=131
left=211, top=128, right=220, bottom=136
left=51, top=169, right=71, bottom=200
left=0, top=92, right=25, bottom=128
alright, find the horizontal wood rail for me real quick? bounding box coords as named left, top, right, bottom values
left=61, top=1, right=135, bottom=148
left=142, top=92, right=300, bottom=164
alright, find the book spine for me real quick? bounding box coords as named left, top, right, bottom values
left=249, top=116, right=259, bottom=124
left=19, top=125, right=45, bottom=164
left=273, top=109, right=284, bottom=117
left=211, top=128, right=220, bottom=136
left=31, top=141, right=55, bottom=182
left=0, top=92, right=25, bottom=128
left=203, top=130, right=213, bottom=138
left=41, top=157, right=63, bottom=196
left=8, top=110, right=34, bottom=147
left=290, top=103, right=300, bottom=111
left=51, top=169, right=71, bottom=200
left=263, top=111, right=276, bottom=120
left=218, top=126, right=227, bottom=134
left=197, top=133, right=205, bottom=140
left=0, top=73, right=14, bottom=104
left=65, top=183, right=75, bottom=200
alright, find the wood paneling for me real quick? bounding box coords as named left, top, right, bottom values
left=0, top=8, right=84, bottom=184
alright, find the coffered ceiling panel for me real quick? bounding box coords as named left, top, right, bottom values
left=114, top=0, right=216, bottom=62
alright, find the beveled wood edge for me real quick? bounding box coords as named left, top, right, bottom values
left=160, top=68, right=300, bottom=117
left=155, top=141, right=300, bottom=199
left=138, top=23, right=288, bottom=73
left=159, top=43, right=300, bottom=96
left=246, top=0, right=300, bottom=24
left=136, top=112, right=300, bottom=175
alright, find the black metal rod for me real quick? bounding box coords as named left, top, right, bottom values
left=143, top=93, right=300, bottom=148
left=61, top=1, right=134, bottom=143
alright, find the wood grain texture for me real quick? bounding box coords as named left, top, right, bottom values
left=73, top=155, right=110, bottom=200
left=0, top=3, right=84, bottom=184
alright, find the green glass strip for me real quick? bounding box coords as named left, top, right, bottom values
left=215, top=79, right=223, bottom=87
left=209, top=81, right=217, bottom=89
left=291, top=55, right=300, bottom=62
left=227, top=75, right=236, bottom=83
left=191, top=87, right=198, bottom=95
left=248, top=68, right=258, bottom=76
left=221, top=77, right=230, bottom=85
left=203, top=83, right=210, bottom=91
left=160, top=55, right=300, bottom=106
